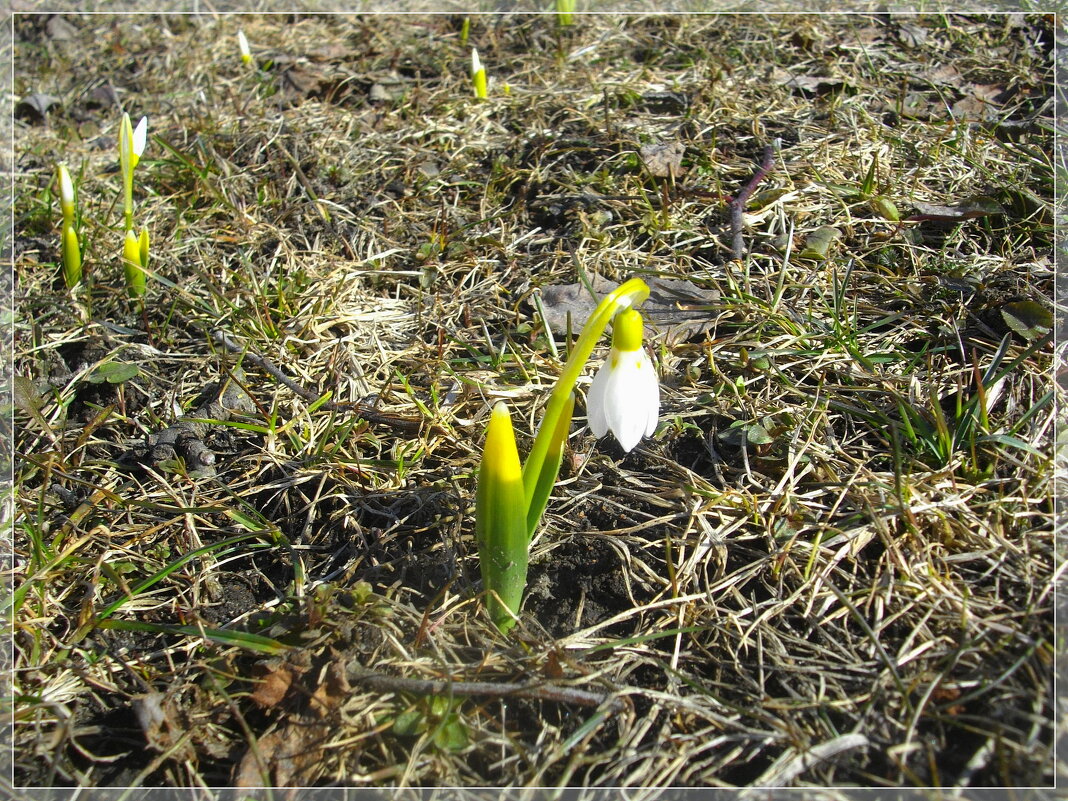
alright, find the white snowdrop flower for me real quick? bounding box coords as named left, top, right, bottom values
left=131, top=115, right=148, bottom=162
left=587, top=308, right=660, bottom=452
left=237, top=30, right=252, bottom=65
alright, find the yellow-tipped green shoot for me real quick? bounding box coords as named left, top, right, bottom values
left=57, top=163, right=76, bottom=229
left=475, top=402, right=529, bottom=633
left=118, top=113, right=148, bottom=232
left=471, top=48, right=488, bottom=99
left=556, top=0, right=576, bottom=27
left=459, top=17, right=470, bottom=48
left=57, top=163, right=81, bottom=288
left=61, top=223, right=81, bottom=289
left=138, top=226, right=150, bottom=271
left=123, top=228, right=145, bottom=298
left=237, top=29, right=254, bottom=66
left=119, top=113, right=135, bottom=231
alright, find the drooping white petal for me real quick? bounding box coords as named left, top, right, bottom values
left=638, top=352, right=660, bottom=437
left=237, top=30, right=251, bottom=62
left=605, top=353, right=652, bottom=452
left=586, top=346, right=660, bottom=453
left=132, top=116, right=148, bottom=158
left=587, top=359, right=611, bottom=438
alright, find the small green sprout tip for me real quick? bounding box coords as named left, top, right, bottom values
left=471, top=48, right=488, bottom=99
left=62, top=223, right=81, bottom=289
left=123, top=228, right=146, bottom=298
left=57, top=163, right=81, bottom=288
left=556, top=0, right=576, bottom=27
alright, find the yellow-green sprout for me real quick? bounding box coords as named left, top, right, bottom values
left=57, top=163, right=76, bottom=228
left=471, top=48, right=488, bottom=99
left=62, top=222, right=81, bottom=290
left=475, top=277, right=653, bottom=633
left=118, top=112, right=147, bottom=232
left=138, top=226, right=150, bottom=272
left=475, top=402, right=529, bottom=633
left=57, top=164, right=81, bottom=288
left=123, top=228, right=145, bottom=299
left=556, top=0, right=576, bottom=27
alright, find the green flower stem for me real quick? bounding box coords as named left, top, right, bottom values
left=524, top=391, right=574, bottom=536
left=118, top=114, right=135, bottom=232
left=520, top=277, right=649, bottom=535
left=556, top=0, right=575, bottom=27
left=123, top=171, right=134, bottom=232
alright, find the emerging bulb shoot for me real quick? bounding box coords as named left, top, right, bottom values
left=471, top=48, right=488, bottom=99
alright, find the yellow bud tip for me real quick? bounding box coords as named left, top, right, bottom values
left=57, top=164, right=75, bottom=207
left=484, top=402, right=523, bottom=483
left=123, top=229, right=141, bottom=266
left=612, top=308, right=644, bottom=353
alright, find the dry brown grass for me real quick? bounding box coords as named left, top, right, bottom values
left=9, top=10, right=1058, bottom=792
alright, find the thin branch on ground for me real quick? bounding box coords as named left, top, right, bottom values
left=731, top=141, right=779, bottom=260
left=347, top=667, right=629, bottom=713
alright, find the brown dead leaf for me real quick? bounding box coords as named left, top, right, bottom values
left=278, top=64, right=324, bottom=99
left=896, top=23, right=928, bottom=47
left=15, top=93, right=60, bottom=123
left=234, top=657, right=350, bottom=787
left=848, top=25, right=885, bottom=46
left=640, top=142, right=685, bottom=178
left=951, top=84, right=1009, bottom=121
left=86, top=84, right=119, bottom=110
left=307, top=42, right=349, bottom=62
left=770, top=68, right=844, bottom=95
left=250, top=660, right=298, bottom=709
left=233, top=723, right=329, bottom=787
left=539, top=274, right=721, bottom=345
left=909, top=198, right=1004, bottom=221
left=928, top=64, right=964, bottom=86
left=309, top=661, right=350, bottom=719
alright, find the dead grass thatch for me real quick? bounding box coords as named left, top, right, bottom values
left=10, top=10, right=1058, bottom=791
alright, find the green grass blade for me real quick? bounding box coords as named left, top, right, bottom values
left=96, top=618, right=290, bottom=654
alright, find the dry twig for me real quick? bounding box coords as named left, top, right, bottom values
left=730, top=141, right=778, bottom=260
